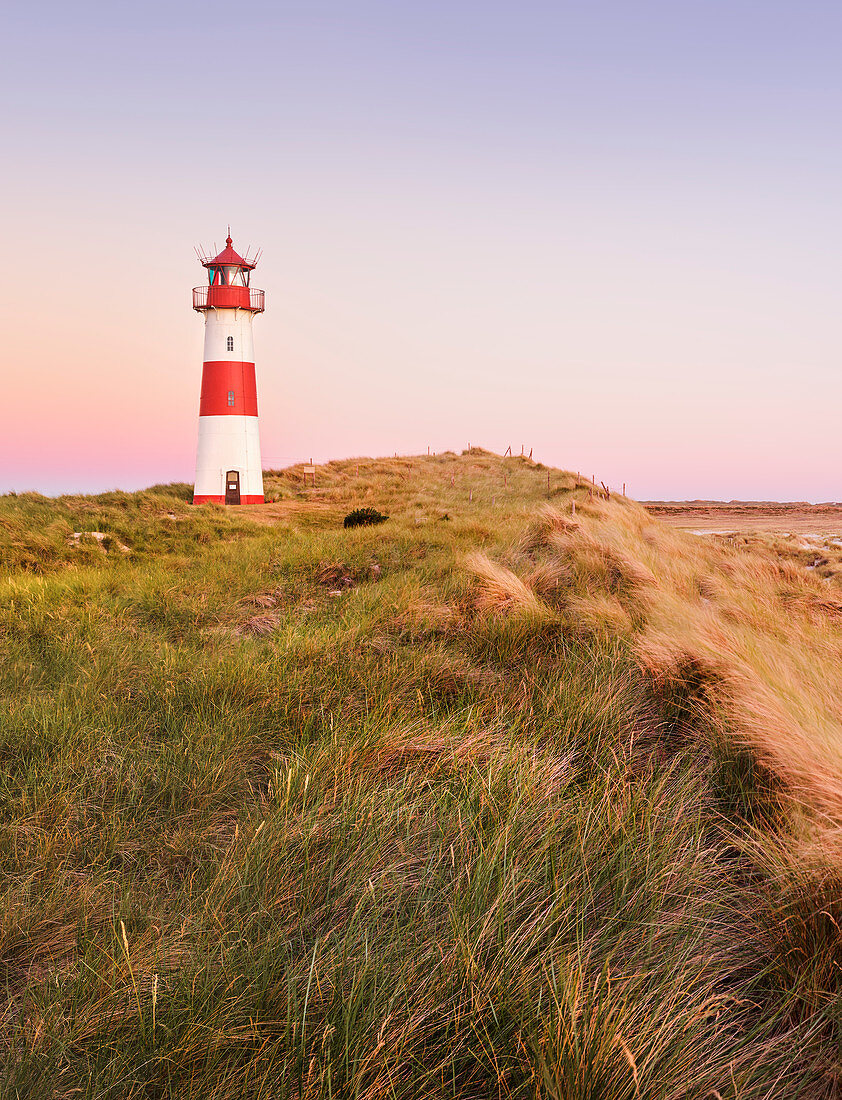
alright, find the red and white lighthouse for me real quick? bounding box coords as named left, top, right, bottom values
left=192, top=233, right=265, bottom=505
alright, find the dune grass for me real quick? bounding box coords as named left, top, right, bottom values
left=2, top=451, right=842, bottom=1097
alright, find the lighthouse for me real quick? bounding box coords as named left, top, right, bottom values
left=192, top=233, right=265, bottom=505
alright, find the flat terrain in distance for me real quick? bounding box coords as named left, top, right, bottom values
left=643, top=500, right=842, bottom=534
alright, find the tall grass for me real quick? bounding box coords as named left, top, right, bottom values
left=1, top=453, right=842, bottom=1096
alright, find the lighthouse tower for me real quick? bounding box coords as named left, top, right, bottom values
left=192, top=233, right=265, bottom=505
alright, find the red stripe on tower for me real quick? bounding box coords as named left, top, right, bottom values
left=199, top=362, right=258, bottom=416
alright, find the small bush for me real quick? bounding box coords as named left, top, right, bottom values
left=344, top=507, right=388, bottom=529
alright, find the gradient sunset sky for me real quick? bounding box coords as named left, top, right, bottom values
left=3, top=0, right=840, bottom=499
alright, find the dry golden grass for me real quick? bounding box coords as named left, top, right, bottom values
left=472, top=497, right=842, bottom=826
left=465, top=551, right=551, bottom=618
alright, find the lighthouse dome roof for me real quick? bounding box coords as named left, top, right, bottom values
left=201, top=234, right=257, bottom=270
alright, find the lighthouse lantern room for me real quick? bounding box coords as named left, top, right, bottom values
left=192, top=232, right=266, bottom=505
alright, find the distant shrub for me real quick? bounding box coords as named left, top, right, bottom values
left=344, top=508, right=388, bottom=529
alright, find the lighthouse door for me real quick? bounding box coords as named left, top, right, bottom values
left=225, top=470, right=241, bottom=505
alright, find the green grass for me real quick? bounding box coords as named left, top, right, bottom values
left=1, top=451, right=842, bottom=1097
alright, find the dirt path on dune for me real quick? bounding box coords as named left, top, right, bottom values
left=236, top=500, right=341, bottom=525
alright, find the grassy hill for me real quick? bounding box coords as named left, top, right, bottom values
left=2, top=450, right=842, bottom=1098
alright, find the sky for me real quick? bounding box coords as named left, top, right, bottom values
left=2, top=0, right=840, bottom=500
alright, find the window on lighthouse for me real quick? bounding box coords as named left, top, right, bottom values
left=227, top=391, right=235, bottom=407
left=226, top=336, right=234, bottom=352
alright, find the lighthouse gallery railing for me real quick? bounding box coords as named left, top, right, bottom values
left=193, top=286, right=265, bottom=312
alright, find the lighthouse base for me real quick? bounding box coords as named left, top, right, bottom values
left=193, top=494, right=265, bottom=505
left=193, top=414, right=264, bottom=505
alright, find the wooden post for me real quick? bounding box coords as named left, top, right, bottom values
left=547, top=471, right=551, bottom=497
left=622, top=483, right=625, bottom=496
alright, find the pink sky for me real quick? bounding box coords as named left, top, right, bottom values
left=3, top=1, right=841, bottom=500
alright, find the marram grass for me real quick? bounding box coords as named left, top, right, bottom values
left=2, top=451, right=842, bottom=1097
